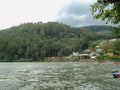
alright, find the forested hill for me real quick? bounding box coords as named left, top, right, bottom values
left=0, top=22, right=113, bottom=62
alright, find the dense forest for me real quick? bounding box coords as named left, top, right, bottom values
left=0, top=22, right=115, bottom=62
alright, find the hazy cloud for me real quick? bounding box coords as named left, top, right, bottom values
left=56, top=0, right=106, bottom=27
left=0, top=0, right=107, bottom=29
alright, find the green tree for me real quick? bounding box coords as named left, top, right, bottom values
left=99, top=40, right=110, bottom=53
left=91, top=0, right=120, bottom=33
left=111, top=40, right=120, bottom=55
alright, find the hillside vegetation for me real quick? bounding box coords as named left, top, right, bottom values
left=0, top=22, right=114, bottom=62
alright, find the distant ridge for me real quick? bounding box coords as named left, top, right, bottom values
left=81, top=25, right=113, bottom=33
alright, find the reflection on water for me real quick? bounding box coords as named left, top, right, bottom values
left=0, top=62, right=120, bottom=90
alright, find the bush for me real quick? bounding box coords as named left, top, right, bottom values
left=96, top=55, right=120, bottom=61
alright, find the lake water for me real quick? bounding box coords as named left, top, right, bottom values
left=0, top=62, right=120, bottom=90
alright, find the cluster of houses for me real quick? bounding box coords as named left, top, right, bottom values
left=68, top=48, right=103, bottom=59
left=67, top=39, right=119, bottom=60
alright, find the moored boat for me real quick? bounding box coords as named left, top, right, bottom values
left=112, top=70, right=120, bottom=78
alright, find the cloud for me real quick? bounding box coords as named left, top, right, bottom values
left=56, top=0, right=106, bottom=27
left=0, top=0, right=106, bottom=29
left=0, top=0, right=71, bottom=29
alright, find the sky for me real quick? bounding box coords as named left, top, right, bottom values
left=0, top=0, right=106, bottom=29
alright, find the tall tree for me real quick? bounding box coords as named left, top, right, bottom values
left=91, top=0, right=120, bottom=33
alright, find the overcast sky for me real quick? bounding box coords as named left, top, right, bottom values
left=0, top=0, right=106, bottom=29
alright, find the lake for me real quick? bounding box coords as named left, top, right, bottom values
left=0, top=62, right=120, bottom=90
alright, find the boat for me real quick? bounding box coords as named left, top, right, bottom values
left=112, top=70, right=120, bottom=78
